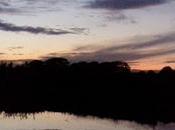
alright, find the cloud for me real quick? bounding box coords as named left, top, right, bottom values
left=12, top=53, right=24, bottom=56
left=70, top=28, right=89, bottom=34
left=0, top=0, right=64, bottom=14
left=0, top=1, right=22, bottom=14
left=43, top=31, right=175, bottom=62
left=165, top=60, right=175, bottom=64
left=74, top=31, right=175, bottom=53
left=104, top=12, right=137, bottom=23
left=8, top=46, right=24, bottom=51
left=86, top=0, right=168, bottom=10
left=44, top=47, right=175, bottom=63
left=103, top=32, right=175, bottom=52
left=0, top=53, right=6, bottom=55
left=0, top=8, right=19, bottom=14
left=0, top=0, right=83, bottom=15
left=0, top=2, right=10, bottom=6
left=0, top=20, right=86, bottom=35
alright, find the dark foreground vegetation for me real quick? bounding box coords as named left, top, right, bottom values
left=0, top=57, right=175, bottom=124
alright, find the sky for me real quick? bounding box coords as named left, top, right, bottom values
left=0, top=0, right=175, bottom=70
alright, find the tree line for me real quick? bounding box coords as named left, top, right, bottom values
left=0, top=57, right=175, bottom=124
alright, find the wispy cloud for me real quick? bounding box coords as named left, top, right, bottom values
left=100, top=32, right=175, bottom=51
left=0, top=1, right=23, bottom=14
left=8, top=46, right=24, bottom=51
left=51, top=48, right=175, bottom=62
left=43, top=31, right=175, bottom=62
left=165, top=60, right=175, bottom=64
left=0, top=2, right=10, bottom=6
left=0, top=8, right=19, bottom=14
left=0, top=0, right=64, bottom=14
left=0, top=0, right=85, bottom=15
left=0, top=20, right=87, bottom=35
left=12, top=53, right=24, bottom=56
left=0, top=52, right=6, bottom=55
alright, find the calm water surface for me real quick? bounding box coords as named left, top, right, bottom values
left=0, top=112, right=174, bottom=130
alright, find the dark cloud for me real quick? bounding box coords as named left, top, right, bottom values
left=0, top=20, right=86, bottom=35
left=87, top=0, right=168, bottom=10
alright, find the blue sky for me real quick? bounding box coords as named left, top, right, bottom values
left=0, top=0, right=175, bottom=69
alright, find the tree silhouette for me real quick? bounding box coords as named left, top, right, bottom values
left=0, top=57, right=173, bottom=124
left=160, top=66, right=173, bottom=74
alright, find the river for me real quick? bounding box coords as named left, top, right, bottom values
left=0, top=112, right=174, bottom=130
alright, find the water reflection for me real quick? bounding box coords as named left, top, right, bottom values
left=0, top=112, right=174, bottom=130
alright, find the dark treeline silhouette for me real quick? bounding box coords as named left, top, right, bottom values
left=0, top=57, right=175, bottom=124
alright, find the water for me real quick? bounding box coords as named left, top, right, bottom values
left=0, top=112, right=174, bottom=130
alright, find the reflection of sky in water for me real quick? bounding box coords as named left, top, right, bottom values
left=0, top=112, right=174, bottom=130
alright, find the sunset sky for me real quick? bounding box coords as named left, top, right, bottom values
left=0, top=0, right=175, bottom=70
